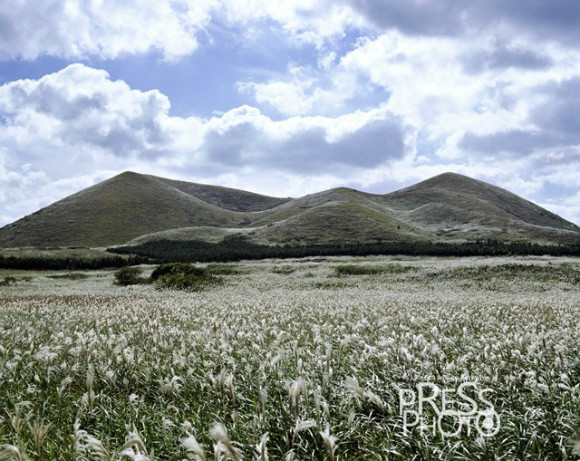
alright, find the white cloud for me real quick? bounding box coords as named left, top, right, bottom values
left=239, top=78, right=316, bottom=116
left=334, top=30, right=580, bottom=165
left=0, top=0, right=222, bottom=61
left=0, top=64, right=173, bottom=165
left=220, top=0, right=364, bottom=47
left=540, top=198, right=580, bottom=229
left=238, top=63, right=370, bottom=117
left=0, top=64, right=412, bottom=226
left=1, top=1, right=580, bottom=228
left=0, top=0, right=362, bottom=61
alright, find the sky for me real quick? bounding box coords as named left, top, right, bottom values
left=0, top=0, right=579, bottom=227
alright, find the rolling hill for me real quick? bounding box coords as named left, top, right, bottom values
left=0, top=171, right=578, bottom=248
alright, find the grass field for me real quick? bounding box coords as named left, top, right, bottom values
left=1, top=256, right=580, bottom=459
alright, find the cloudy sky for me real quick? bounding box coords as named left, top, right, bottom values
left=1, top=0, right=579, bottom=227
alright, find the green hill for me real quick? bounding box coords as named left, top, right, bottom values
left=381, top=173, right=580, bottom=244
left=0, top=171, right=578, bottom=248
left=0, top=172, right=244, bottom=247
left=251, top=201, right=422, bottom=245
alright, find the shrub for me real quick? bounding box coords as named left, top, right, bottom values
left=151, top=263, right=222, bottom=292
left=272, top=266, right=296, bottom=275
left=334, top=263, right=416, bottom=277
left=114, top=266, right=147, bottom=286
left=0, top=276, right=18, bottom=286
left=334, top=265, right=385, bottom=276
left=150, top=263, right=205, bottom=281
left=47, top=273, right=89, bottom=280
left=205, top=264, right=242, bottom=275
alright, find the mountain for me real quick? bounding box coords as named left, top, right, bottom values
left=0, top=171, right=578, bottom=248
left=379, top=173, right=580, bottom=243
left=0, top=172, right=280, bottom=248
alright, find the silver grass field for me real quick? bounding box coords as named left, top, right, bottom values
left=1, top=256, right=580, bottom=459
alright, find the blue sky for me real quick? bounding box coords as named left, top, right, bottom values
left=0, top=0, right=579, bottom=227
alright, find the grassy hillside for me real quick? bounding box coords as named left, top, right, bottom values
left=381, top=173, right=580, bottom=244
left=125, top=226, right=256, bottom=245
left=0, top=172, right=244, bottom=247
left=0, top=171, right=578, bottom=248
left=149, top=175, right=292, bottom=212
left=398, top=173, right=578, bottom=231
left=251, top=201, right=423, bottom=245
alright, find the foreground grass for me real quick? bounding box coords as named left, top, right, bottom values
left=0, top=256, right=579, bottom=459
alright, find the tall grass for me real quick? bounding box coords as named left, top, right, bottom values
left=0, top=257, right=579, bottom=459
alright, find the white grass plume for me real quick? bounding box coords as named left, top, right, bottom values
left=319, top=424, right=337, bottom=461
left=344, top=376, right=364, bottom=400
left=84, top=434, right=112, bottom=461
left=182, top=434, right=206, bottom=461
left=0, top=445, right=31, bottom=461
left=292, top=419, right=317, bottom=445
left=210, top=423, right=240, bottom=461
left=254, top=433, right=269, bottom=461
left=288, top=377, right=308, bottom=415
left=121, top=428, right=150, bottom=460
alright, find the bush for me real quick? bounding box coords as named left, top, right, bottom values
left=151, top=263, right=222, bottom=292
left=47, top=273, right=89, bottom=280
left=334, top=265, right=385, bottom=276
left=334, top=263, right=416, bottom=277
left=205, top=263, right=242, bottom=275
left=0, top=276, right=33, bottom=286
left=271, top=266, right=296, bottom=274
left=150, top=263, right=205, bottom=281
left=0, top=276, right=18, bottom=286
left=114, top=266, right=147, bottom=286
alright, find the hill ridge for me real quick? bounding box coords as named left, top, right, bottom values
left=0, top=171, right=578, bottom=248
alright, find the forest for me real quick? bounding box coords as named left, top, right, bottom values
left=108, top=237, right=580, bottom=263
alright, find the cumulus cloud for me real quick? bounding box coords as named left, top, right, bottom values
left=0, top=65, right=410, bottom=225
left=463, top=41, right=554, bottom=73
left=203, top=111, right=407, bottom=172
left=0, top=0, right=222, bottom=61
left=238, top=65, right=363, bottom=117
left=0, top=0, right=361, bottom=61
left=222, top=0, right=364, bottom=47
left=459, top=130, right=559, bottom=156
left=0, top=64, right=172, bottom=162
left=348, top=0, right=580, bottom=45
left=347, top=0, right=467, bottom=36
left=530, top=77, right=580, bottom=145
left=334, top=28, right=580, bottom=158
left=3, top=0, right=579, bottom=64
left=458, top=76, right=580, bottom=160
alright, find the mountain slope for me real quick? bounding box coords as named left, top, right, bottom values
left=0, top=172, right=245, bottom=247
left=0, top=171, right=578, bottom=248
left=149, top=175, right=292, bottom=212
left=386, top=173, right=577, bottom=230
left=252, top=201, right=423, bottom=245
left=380, top=173, right=580, bottom=243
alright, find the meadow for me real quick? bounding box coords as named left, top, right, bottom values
left=1, top=255, right=580, bottom=459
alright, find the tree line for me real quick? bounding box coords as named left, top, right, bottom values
left=2, top=239, right=577, bottom=270
left=0, top=254, right=146, bottom=270
left=107, top=237, right=580, bottom=263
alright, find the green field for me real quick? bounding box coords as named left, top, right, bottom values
left=1, top=256, right=580, bottom=459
